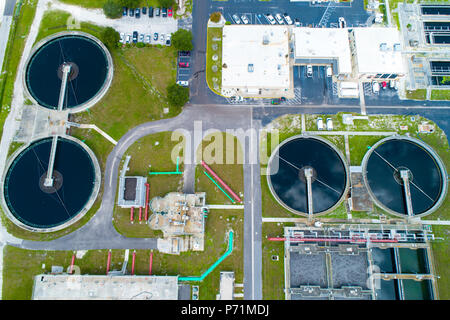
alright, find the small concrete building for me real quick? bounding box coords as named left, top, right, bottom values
left=117, top=176, right=147, bottom=208
left=32, top=275, right=179, bottom=300
left=350, top=27, right=405, bottom=81
left=221, top=25, right=292, bottom=98
left=293, top=27, right=352, bottom=78
left=217, top=271, right=235, bottom=300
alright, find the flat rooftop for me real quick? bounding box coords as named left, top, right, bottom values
left=222, top=25, right=290, bottom=90
left=352, top=27, right=405, bottom=75
left=293, top=27, right=352, bottom=74
left=32, top=275, right=179, bottom=300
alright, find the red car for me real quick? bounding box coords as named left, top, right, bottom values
left=168, top=8, right=173, bottom=17
left=179, top=62, right=189, bottom=68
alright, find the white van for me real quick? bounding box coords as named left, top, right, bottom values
left=326, top=118, right=333, bottom=131
left=317, top=117, right=324, bottom=130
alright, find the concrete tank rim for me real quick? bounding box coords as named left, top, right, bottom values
left=23, top=31, right=114, bottom=114
left=361, top=135, right=448, bottom=218
left=0, top=135, right=101, bottom=233
left=266, top=134, right=350, bottom=217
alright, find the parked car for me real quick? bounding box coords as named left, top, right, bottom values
left=162, top=7, right=167, bottom=17
left=155, top=7, right=160, bottom=16
left=129, top=8, right=134, bottom=17
left=126, top=34, right=131, bottom=43
left=168, top=8, right=173, bottom=17
left=317, top=117, right=324, bottom=130
left=146, top=35, right=151, bottom=43
left=283, top=13, right=293, bottom=25
left=176, top=80, right=189, bottom=87
left=232, top=14, right=241, bottom=24
left=179, top=51, right=190, bottom=57
left=135, top=8, right=140, bottom=18
left=241, top=15, right=249, bottom=24
left=275, top=13, right=285, bottom=24
left=294, top=18, right=300, bottom=27
left=154, top=32, right=158, bottom=41
left=166, top=34, right=172, bottom=46
left=122, top=7, right=128, bottom=16
left=307, top=65, right=313, bottom=77
left=139, top=34, right=144, bottom=42
left=266, top=14, right=276, bottom=25
left=148, top=6, right=153, bottom=17
left=160, top=34, right=165, bottom=42
left=179, top=62, right=189, bottom=68
left=119, top=32, right=125, bottom=43
left=326, top=118, right=333, bottom=131
left=339, top=17, right=346, bottom=28
left=372, top=81, right=380, bottom=94
left=132, top=31, right=138, bottom=43
left=326, top=66, right=332, bottom=77
left=142, top=7, right=147, bottom=15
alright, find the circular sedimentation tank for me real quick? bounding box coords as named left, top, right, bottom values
left=1, top=136, right=100, bottom=232
left=362, top=136, right=447, bottom=217
left=25, top=32, right=112, bottom=112
left=267, top=136, right=349, bottom=216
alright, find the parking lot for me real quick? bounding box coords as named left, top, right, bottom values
left=117, top=9, right=178, bottom=46
left=211, top=0, right=371, bottom=28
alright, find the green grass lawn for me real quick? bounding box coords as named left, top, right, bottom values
left=431, top=89, right=450, bottom=101
left=113, top=132, right=184, bottom=237
left=206, top=27, right=223, bottom=96
left=0, top=0, right=38, bottom=138
left=2, top=246, right=126, bottom=299
left=195, top=132, right=244, bottom=205
left=126, top=209, right=244, bottom=300
left=430, top=225, right=450, bottom=299
left=58, top=0, right=162, bottom=9
left=406, top=89, right=427, bottom=100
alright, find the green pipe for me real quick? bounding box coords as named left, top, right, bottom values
left=203, top=171, right=235, bottom=204
left=179, top=230, right=234, bottom=282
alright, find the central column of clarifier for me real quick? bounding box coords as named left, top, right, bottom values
left=305, top=167, right=314, bottom=218
left=44, top=63, right=72, bottom=187
left=400, top=169, right=414, bottom=217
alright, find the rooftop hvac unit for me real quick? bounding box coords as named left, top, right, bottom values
left=380, top=43, right=388, bottom=51
left=262, top=35, right=269, bottom=45
left=393, top=43, right=401, bottom=51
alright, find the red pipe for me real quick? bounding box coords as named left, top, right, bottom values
left=106, top=250, right=111, bottom=274
left=131, top=251, right=136, bottom=275
left=69, top=254, right=75, bottom=274
left=201, top=160, right=242, bottom=203
left=144, top=183, right=150, bottom=221
left=130, top=207, right=134, bottom=221
left=268, top=237, right=399, bottom=243
left=139, top=207, right=142, bottom=221
left=149, top=251, right=153, bottom=275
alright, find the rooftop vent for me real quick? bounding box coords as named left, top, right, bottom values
left=393, top=43, right=401, bottom=51
left=380, top=43, right=388, bottom=51
left=262, top=35, right=269, bottom=45
left=248, top=64, right=254, bottom=73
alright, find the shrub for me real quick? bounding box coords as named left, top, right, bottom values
left=158, top=0, right=175, bottom=8
left=101, top=27, right=120, bottom=49
left=167, top=83, right=189, bottom=107
left=171, top=29, right=193, bottom=51
left=210, top=12, right=221, bottom=23
left=225, top=21, right=231, bottom=25
left=136, top=42, right=145, bottom=48
left=103, top=0, right=122, bottom=19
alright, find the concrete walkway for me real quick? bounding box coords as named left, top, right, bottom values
left=306, top=131, right=397, bottom=136
left=79, top=124, right=117, bottom=145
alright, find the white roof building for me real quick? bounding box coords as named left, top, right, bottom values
left=293, top=28, right=352, bottom=75
left=351, top=27, right=405, bottom=77
left=221, top=25, right=291, bottom=97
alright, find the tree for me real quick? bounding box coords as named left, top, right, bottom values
left=210, top=12, right=221, bottom=23
left=167, top=83, right=189, bottom=107
left=158, top=0, right=175, bottom=8
left=101, top=27, right=120, bottom=49
left=120, top=0, right=140, bottom=7
left=103, top=0, right=122, bottom=19
left=171, top=29, right=193, bottom=51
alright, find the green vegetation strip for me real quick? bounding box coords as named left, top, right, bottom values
left=179, top=230, right=234, bottom=281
